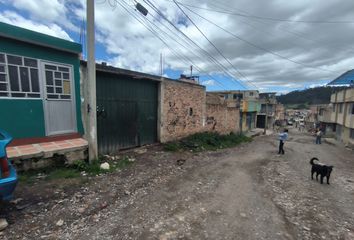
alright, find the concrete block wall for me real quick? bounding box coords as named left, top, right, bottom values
left=160, top=80, right=206, bottom=143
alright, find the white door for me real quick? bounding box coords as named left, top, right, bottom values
left=41, top=61, right=77, bottom=136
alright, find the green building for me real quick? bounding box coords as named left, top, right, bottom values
left=0, top=22, right=83, bottom=144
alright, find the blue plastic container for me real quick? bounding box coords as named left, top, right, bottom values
left=0, top=130, right=17, bottom=201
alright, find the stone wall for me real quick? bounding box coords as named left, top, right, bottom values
left=160, top=80, right=206, bottom=142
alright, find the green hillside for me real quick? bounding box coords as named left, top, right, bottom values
left=276, top=86, right=347, bottom=107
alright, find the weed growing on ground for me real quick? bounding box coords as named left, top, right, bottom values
left=164, top=132, right=251, bottom=152
left=18, top=156, right=134, bottom=183
left=46, top=168, right=81, bottom=180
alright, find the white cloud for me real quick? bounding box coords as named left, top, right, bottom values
left=12, top=0, right=66, bottom=21
left=308, top=83, right=328, bottom=88
left=11, top=0, right=79, bottom=32
left=2, top=0, right=354, bottom=92
left=201, top=79, right=216, bottom=86
left=0, top=11, right=73, bottom=41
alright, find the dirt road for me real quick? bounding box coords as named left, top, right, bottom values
left=2, top=129, right=354, bottom=239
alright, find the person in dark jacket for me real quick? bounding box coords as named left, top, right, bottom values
left=315, top=129, right=322, bottom=144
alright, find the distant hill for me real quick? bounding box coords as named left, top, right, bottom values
left=276, top=86, right=347, bottom=107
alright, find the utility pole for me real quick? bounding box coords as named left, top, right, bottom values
left=87, top=0, right=98, bottom=162
left=264, top=97, right=268, bottom=135
left=160, top=52, right=162, bottom=76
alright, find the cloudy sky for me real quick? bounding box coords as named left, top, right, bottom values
left=1, top=0, right=353, bottom=93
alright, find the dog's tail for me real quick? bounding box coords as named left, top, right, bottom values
left=310, top=157, right=319, bottom=165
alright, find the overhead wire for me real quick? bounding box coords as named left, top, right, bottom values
left=143, top=0, right=250, bottom=89
left=141, top=11, right=231, bottom=88
left=144, top=0, right=256, bottom=89
left=113, top=0, right=229, bottom=89
left=173, top=0, right=258, bottom=90
left=144, top=0, right=249, bottom=88
left=168, top=1, right=354, bottom=24
left=142, top=3, right=234, bottom=84
left=204, top=0, right=354, bottom=54
left=180, top=3, right=336, bottom=74
left=138, top=10, right=227, bottom=88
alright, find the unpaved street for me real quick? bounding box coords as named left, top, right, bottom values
left=2, top=129, right=354, bottom=239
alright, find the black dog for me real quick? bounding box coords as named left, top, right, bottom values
left=310, top=157, right=333, bottom=184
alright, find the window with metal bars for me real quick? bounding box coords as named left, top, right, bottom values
left=0, top=53, right=40, bottom=98
left=44, top=63, right=71, bottom=100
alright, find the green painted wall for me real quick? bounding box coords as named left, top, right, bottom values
left=0, top=37, right=84, bottom=139
left=0, top=99, right=45, bottom=138
left=242, top=100, right=261, bottom=112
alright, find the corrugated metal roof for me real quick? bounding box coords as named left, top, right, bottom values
left=327, top=69, right=354, bottom=86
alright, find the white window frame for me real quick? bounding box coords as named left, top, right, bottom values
left=0, top=52, right=41, bottom=100
left=42, top=61, right=73, bottom=101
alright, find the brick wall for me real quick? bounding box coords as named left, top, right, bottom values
left=160, top=81, right=242, bottom=142
left=205, top=103, right=240, bottom=135
left=160, top=80, right=206, bottom=142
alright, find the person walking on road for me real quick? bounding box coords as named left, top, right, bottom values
left=278, top=129, right=289, bottom=155
left=315, top=129, right=322, bottom=144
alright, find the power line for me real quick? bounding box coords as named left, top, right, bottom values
left=144, top=0, right=247, bottom=88
left=143, top=0, right=250, bottom=89
left=204, top=0, right=354, bottom=54
left=143, top=5, right=233, bottom=82
left=136, top=8, right=228, bottom=87
left=169, top=1, right=354, bottom=24
left=173, top=0, right=258, bottom=90
left=141, top=12, right=230, bottom=87
left=114, top=0, right=229, bottom=89
left=181, top=4, right=336, bottom=74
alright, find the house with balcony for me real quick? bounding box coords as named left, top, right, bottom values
left=256, top=92, right=277, bottom=129
left=330, top=88, right=354, bottom=146
left=211, top=90, right=260, bottom=132
left=315, top=104, right=336, bottom=137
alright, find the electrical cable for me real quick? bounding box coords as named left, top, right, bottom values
left=204, top=0, right=354, bottom=54
left=140, top=1, right=253, bottom=89
left=181, top=4, right=336, bottom=74
left=143, top=0, right=250, bottom=89
left=115, top=0, right=229, bottom=89
left=173, top=0, right=258, bottom=90
left=168, top=1, right=354, bottom=24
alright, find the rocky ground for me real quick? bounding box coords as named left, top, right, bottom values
left=0, top=128, right=353, bottom=240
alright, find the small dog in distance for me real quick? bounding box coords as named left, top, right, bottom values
left=310, top=157, right=333, bottom=184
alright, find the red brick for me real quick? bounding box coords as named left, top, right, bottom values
left=56, top=143, right=73, bottom=148
left=17, top=145, right=36, bottom=150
